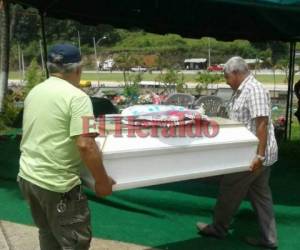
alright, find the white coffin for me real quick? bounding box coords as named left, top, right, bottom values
left=80, top=117, right=258, bottom=191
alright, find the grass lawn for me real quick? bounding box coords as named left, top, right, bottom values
left=9, top=71, right=300, bottom=84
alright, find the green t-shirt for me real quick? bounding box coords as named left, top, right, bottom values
left=19, top=76, right=97, bottom=193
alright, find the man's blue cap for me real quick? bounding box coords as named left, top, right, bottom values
left=48, top=44, right=81, bottom=64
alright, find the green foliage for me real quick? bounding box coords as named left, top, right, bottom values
left=123, top=83, right=140, bottom=99
left=274, top=58, right=289, bottom=83
left=155, top=69, right=187, bottom=93
left=0, top=90, right=23, bottom=130
left=269, top=42, right=289, bottom=65
left=123, top=73, right=142, bottom=102
left=156, top=69, right=177, bottom=92
left=129, top=73, right=143, bottom=85
left=195, top=71, right=223, bottom=84
left=251, top=41, right=289, bottom=65
left=24, top=59, right=45, bottom=96
left=0, top=118, right=6, bottom=131
left=113, top=32, right=187, bottom=51
left=195, top=83, right=205, bottom=95
left=176, top=73, right=187, bottom=93
left=115, top=53, right=141, bottom=71
left=161, top=69, right=178, bottom=85
left=114, top=53, right=143, bottom=86
left=195, top=72, right=223, bottom=95
left=13, top=6, right=40, bottom=44
left=0, top=58, right=43, bottom=132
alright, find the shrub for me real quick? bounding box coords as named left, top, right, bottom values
left=23, top=59, right=45, bottom=96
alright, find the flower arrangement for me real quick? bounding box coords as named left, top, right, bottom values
left=137, top=94, right=152, bottom=104
left=113, top=95, right=127, bottom=105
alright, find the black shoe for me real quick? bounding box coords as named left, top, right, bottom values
left=244, top=236, right=277, bottom=249
left=196, top=222, right=225, bottom=239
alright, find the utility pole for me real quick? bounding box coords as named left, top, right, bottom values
left=93, top=37, right=98, bottom=69
left=77, top=31, right=81, bottom=55
left=93, top=36, right=100, bottom=83
left=17, top=43, right=22, bottom=83
left=39, top=39, right=45, bottom=75
left=21, top=50, right=25, bottom=80
left=208, top=38, right=211, bottom=67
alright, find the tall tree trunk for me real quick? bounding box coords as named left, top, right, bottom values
left=0, top=0, right=10, bottom=112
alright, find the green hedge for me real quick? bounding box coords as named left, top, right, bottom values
left=0, top=132, right=21, bottom=180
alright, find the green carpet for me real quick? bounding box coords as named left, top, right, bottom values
left=1, top=141, right=300, bottom=249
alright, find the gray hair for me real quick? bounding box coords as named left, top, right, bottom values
left=47, top=62, right=81, bottom=74
left=224, top=56, right=249, bottom=75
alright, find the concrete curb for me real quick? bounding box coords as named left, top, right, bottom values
left=0, top=221, right=9, bottom=250
left=0, top=220, right=159, bottom=250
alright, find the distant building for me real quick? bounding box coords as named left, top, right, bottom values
left=184, top=58, right=207, bottom=70
left=244, top=58, right=263, bottom=69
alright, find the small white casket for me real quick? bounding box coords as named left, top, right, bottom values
left=81, top=109, right=258, bottom=191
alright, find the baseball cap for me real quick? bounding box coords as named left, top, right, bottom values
left=48, top=44, right=81, bottom=64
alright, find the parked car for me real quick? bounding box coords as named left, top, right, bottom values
left=131, top=66, right=147, bottom=72
left=207, top=64, right=224, bottom=72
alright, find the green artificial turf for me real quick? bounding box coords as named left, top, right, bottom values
left=1, top=140, right=300, bottom=249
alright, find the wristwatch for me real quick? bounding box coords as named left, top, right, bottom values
left=256, top=154, right=266, bottom=162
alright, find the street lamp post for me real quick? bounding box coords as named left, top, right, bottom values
left=93, top=35, right=107, bottom=83
left=208, top=38, right=211, bottom=67
left=93, top=35, right=107, bottom=69
left=78, top=31, right=81, bottom=55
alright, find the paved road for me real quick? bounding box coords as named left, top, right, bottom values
left=83, top=69, right=291, bottom=75
left=8, top=79, right=289, bottom=92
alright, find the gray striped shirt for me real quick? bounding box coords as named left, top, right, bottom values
left=228, top=74, right=278, bottom=166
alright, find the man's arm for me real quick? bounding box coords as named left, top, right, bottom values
left=250, top=116, right=268, bottom=171
left=76, top=135, right=115, bottom=197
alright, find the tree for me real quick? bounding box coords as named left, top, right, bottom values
left=0, top=0, right=10, bottom=112
left=23, top=58, right=44, bottom=96
left=176, top=73, right=187, bottom=93
left=275, top=59, right=289, bottom=84
left=12, top=6, right=40, bottom=44
left=123, top=73, right=142, bottom=104
left=114, top=53, right=140, bottom=85
left=155, top=69, right=186, bottom=93
left=195, top=72, right=223, bottom=95
left=251, top=41, right=288, bottom=65
left=269, top=42, right=288, bottom=65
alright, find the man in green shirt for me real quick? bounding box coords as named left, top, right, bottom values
left=18, top=44, right=115, bottom=250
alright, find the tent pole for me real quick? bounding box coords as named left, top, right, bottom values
left=39, top=10, right=49, bottom=78
left=288, top=42, right=296, bottom=140
left=0, top=0, right=10, bottom=112
left=285, top=42, right=296, bottom=140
